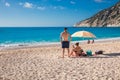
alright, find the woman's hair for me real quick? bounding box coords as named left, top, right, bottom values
left=75, top=42, right=79, bottom=46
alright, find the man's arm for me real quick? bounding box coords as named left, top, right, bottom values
left=60, top=33, right=63, bottom=43
left=69, top=33, right=72, bottom=42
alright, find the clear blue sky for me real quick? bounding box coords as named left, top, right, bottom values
left=0, top=0, right=119, bottom=27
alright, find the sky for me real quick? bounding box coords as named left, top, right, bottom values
left=0, top=0, right=119, bottom=27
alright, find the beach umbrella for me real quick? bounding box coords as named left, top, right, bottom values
left=72, top=31, right=96, bottom=38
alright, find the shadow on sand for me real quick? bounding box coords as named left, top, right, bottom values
left=70, top=53, right=120, bottom=59
left=70, top=56, right=111, bottom=58
left=102, top=53, right=120, bottom=57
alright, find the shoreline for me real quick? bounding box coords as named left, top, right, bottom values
left=0, top=37, right=120, bottom=51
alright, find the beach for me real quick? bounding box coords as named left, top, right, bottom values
left=0, top=40, right=120, bottom=80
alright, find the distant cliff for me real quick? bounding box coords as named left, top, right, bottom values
left=74, top=1, right=120, bottom=27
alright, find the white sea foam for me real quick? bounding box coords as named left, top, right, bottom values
left=0, top=37, right=120, bottom=50
left=0, top=41, right=61, bottom=50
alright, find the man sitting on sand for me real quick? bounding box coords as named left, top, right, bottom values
left=69, top=42, right=86, bottom=57
left=60, top=28, right=72, bottom=58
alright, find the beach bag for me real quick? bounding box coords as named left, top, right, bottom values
left=86, top=50, right=92, bottom=56
left=95, top=50, right=103, bottom=54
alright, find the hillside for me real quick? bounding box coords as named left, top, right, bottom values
left=74, top=1, right=120, bottom=27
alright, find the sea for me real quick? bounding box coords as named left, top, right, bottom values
left=0, top=27, right=120, bottom=48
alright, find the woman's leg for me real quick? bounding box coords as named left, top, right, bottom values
left=69, top=50, right=74, bottom=57
left=69, top=49, right=78, bottom=57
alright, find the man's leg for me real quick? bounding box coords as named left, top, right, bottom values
left=62, top=48, right=65, bottom=58
left=67, top=48, right=70, bottom=57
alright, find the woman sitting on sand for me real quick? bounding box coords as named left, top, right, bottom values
left=69, top=42, right=86, bottom=57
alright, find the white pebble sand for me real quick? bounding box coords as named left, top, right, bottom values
left=0, top=41, right=120, bottom=80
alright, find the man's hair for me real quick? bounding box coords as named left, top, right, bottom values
left=64, top=27, right=67, bottom=30
left=75, top=42, right=79, bottom=46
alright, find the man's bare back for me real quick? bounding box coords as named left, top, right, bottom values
left=61, top=31, right=70, bottom=41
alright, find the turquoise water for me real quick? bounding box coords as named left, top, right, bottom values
left=0, top=27, right=120, bottom=47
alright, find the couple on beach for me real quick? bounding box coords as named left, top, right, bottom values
left=60, top=28, right=86, bottom=58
